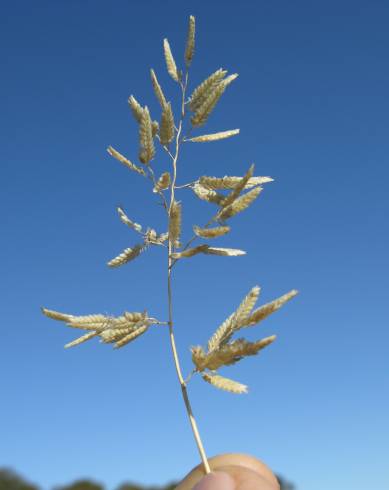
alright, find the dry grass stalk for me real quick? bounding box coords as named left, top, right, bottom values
left=169, top=200, right=181, bottom=246
left=139, top=106, right=155, bottom=164
left=150, top=69, right=167, bottom=107
left=185, top=15, right=195, bottom=66
left=42, top=15, right=298, bottom=475
left=193, top=225, right=230, bottom=238
left=159, top=102, right=175, bottom=145
left=153, top=172, right=171, bottom=193
left=199, top=175, right=273, bottom=189
left=107, top=146, right=146, bottom=176
left=188, top=129, right=240, bottom=143
left=163, top=39, right=180, bottom=82
left=202, top=373, right=248, bottom=394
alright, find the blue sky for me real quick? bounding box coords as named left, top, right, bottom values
left=1, top=1, right=388, bottom=489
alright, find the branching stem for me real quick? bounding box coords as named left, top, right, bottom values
left=165, top=71, right=211, bottom=475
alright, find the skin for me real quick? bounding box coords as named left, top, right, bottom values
left=175, top=454, right=280, bottom=490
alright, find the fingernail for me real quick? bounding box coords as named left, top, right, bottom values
left=193, top=471, right=236, bottom=490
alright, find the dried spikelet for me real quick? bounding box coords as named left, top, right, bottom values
left=115, top=324, right=148, bottom=349
left=188, top=129, right=240, bottom=143
left=107, top=146, right=146, bottom=176
left=156, top=232, right=169, bottom=244
left=199, top=336, right=276, bottom=371
left=100, top=326, right=137, bottom=343
left=185, top=15, right=195, bottom=66
left=152, top=120, right=159, bottom=137
left=64, top=332, right=98, bottom=349
left=202, top=373, right=248, bottom=394
left=191, top=345, right=207, bottom=371
left=124, top=311, right=147, bottom=323
left=211, top=286, right=260, bottom=349
left=117, top=207, right=143, bottom=232
left=191, top=74, right=238, bottom=127
left=203, top=247, right=246, bottom=257
left=193, top=225, right=230, bottom=238
left=67, top=314, right=110, bottom=330
left=217, top=186, right=263, bottom=221
left=107, top=244, right=145, bottom=268
left=128, top=95, right=144, bottom=123
left=192, top=182, right=224, bottom=205
left=207, top=311, right=235, bottom=353
left=169, top=200, right=181, bottom=246
left=41, top=308, right=73, bottom=322
left=159, top=102, right=175, bottom=145
left=242, top=290, right=299, bottom=327
left=221, top=164, right=254, bottom=208
left=200, top=175, right=273, bottom=190
left=189, top=69, right=227, bottom=112
left=207, top=286, right=260, bottom=352
left=171, top=244, right=209, bottom=259
left=138, top=106, right=155, bottom=164
left=153, top=172, right=171, bottom=193
left=150, top=69, right=167, bottom=107
left=163, top=39, right=180, bottom=82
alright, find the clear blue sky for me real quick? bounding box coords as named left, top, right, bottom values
left=1, top=1, right=388, bottom=489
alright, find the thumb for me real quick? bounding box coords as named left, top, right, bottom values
left=175, top=454, right=280, bottom=490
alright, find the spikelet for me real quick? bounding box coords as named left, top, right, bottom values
left=203, top=247, right=246, bottom=257
left=217, top=186, right=263, bottom=221
left=207, top=286, right=260, bottom=352
left=191, top=345, right=208, bottom=371
left=124, top=311, right=147, bottom=323
left=41, top=308, right=73, bottom=322
left=242, top=290, right=299, bottom=327
left=191, top=74, right=238, bottom=127
left=152, top=120, right=159, bottom=137
left=171, top=244, right=209, bottom=259
left=169, top=200, right=181, bottom=246
left=117, top=207, right=143, bottom=232
left=138, top=106, right=155, bottom=164
left=128, top=95, right=144, bottom=123
left=202, top=373, right=248, bottom=394
left=196, top=336, right=276, bottom=371
left=100, top=326, right=138, bottom=343
left=107, top=146, right=146, bottom=176
left=107, top=244, right=145, bottom=268
left=188, top=129, right=240, bottom=143
left=192, top=182, right=224, bottom=205
left=150, top=69, right=167, bottom=107
left=153, top=172, right=171, bottom=193
left=159, top=102, right=175, bottom=145
left=193, top=225, right=230, bottom=238
left=199, top=175, right=273, bottom=190
left=65, top=332, right=98, bottom=349
left=221, top=164, right=254, bottom=208
left=185, top=15, right=195, bottom=66
left=115, top=324, right=149, bottom=349
left=67, top=314, right=110, bottom=330
left=189, top=69, right=227, bottom=112
left=163, top=39, right=180, bottom=82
